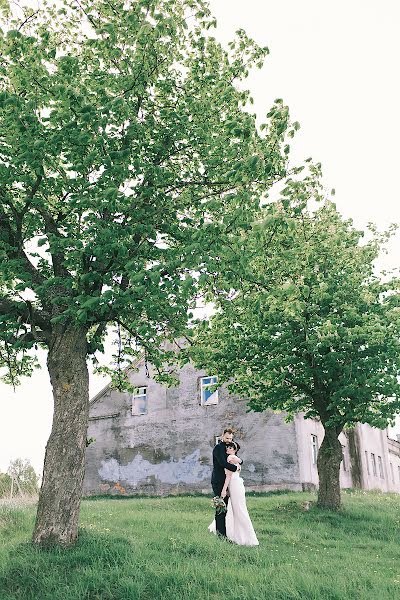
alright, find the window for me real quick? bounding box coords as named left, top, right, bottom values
left=341, top=445, right=347, bottom=471
left=378, top=456, right=384, bottom=479
left=311, top=435, right=318, bottom=465
left=200, top=376, right=218, bottom=406
left=132, top=386, right=148, bottom=415
left=390, top=462, right=395, bottom=483
left=371, top=453, right=377, bottom=476
left=365, top=451, right=370, bottom=475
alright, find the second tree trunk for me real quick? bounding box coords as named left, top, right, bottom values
left=317, top=425, right=343, bottom=510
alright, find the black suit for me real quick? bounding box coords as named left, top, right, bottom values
left=211, top=442, right=242, bottom=537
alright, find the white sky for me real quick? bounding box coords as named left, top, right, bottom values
left=1, top=0, right=399, bottom=475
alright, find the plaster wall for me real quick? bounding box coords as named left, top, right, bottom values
left=84, top=362, right=400, bottom=497
left=84, top=361, right=302, bottom=496
left=386, top=437, right=400, bottom=492
left=294, top=414, right=353, bottom=490
left=356, top=424, right=400, bottom=493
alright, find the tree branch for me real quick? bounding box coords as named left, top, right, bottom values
left=17, top=10, right=40, bottom=31
left=35, top=205, right=71, bottom=279
left=0, top=297, right=51, bottom=333
left=0, top=198, right=46, bottom=286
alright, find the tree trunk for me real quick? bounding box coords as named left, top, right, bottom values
left=316, top=425, right=343, bottom=510
left=32, top=327, right=89, bottom=547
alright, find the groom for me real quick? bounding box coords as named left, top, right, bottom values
left=211, top=427, right=243, bottom=538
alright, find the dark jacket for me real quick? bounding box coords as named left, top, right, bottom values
left=211, top=442, right=240, bottom=485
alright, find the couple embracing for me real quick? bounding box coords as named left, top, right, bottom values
left=209, top=427, right=259, bottom=546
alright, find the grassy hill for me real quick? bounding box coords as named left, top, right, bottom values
left=1, top=490, right=400, bottom=600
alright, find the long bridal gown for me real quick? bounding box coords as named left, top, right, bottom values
left=208, top=468, right=259, bottom=546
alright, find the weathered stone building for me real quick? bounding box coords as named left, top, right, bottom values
left=84, top=356, right=400, bottom=496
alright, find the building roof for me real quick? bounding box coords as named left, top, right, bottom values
left=89, top=354, right=144, bottom=407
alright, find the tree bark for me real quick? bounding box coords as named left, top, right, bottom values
left=32, top=327, right=89, bottom=547
left=316, top=425, right=343, bottom=510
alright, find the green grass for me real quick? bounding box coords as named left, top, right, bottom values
left=1, top=490, right=400, bottom=599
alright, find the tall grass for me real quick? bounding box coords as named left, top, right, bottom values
left=1, top=490, right=400, bottom=599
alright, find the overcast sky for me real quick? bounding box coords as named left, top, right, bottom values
left=1, top=0, right=399, bottom=475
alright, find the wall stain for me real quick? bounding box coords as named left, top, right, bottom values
left=112, top=482, right=127, bottom=495
left=99, top=449, right=211, bottom=487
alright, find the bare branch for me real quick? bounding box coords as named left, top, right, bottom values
left=17, top=10, right=39, bottom=31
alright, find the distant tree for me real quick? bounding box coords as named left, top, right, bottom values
left=0, top=471, right=13, bottom=497
left=7, top=458, right=40, bottom=495
left=190, top=192, right=400, bottom=510
left=0, top=0, right=299, bottom=545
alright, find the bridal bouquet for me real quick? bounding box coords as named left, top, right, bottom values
left=212, top=496, right=227, bottom=514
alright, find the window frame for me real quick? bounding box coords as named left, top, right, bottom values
left=200, top=376, right=219, bottom=406
left=377, top=455, right=384, bottom=479
left=341, top=444, right=347, bottom=471
left=371, top=453, right=377, bottom=476
left=132, top=386, right=148, bottom=416
left=311, top=434, right=318, bottom=465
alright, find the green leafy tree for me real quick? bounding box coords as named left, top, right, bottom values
left=0, top=0, right=298, bottom=546
left=190, top=192, right=400, bottom=510
left=7, top=457, right=40, bottom=495
left=0, top=471, right=12, bottom=497
left=0, top=459, right=39, bottom=497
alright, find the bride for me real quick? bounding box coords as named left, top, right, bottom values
left=209, top=441, right=259, bottom=546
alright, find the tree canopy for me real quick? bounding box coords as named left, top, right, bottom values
left=191, top=196, right=400, bottom=430
left=0, top=458, right=39, bottom=497
left=0, top=0, right=299, bottom=387
left=190, top=189, right=400, bottom=508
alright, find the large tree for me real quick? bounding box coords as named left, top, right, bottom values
left=190, top=191, right=400, bottom=510
left=0, top=0, right=298, bottom=546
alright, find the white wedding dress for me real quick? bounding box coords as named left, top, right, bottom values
left=208, top=468, right=259, bottom=546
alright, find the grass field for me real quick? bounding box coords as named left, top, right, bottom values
left=1, top=490, right=400, bottom=600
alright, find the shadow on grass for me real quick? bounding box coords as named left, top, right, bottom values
left=273, top=498, right=400, bottom=543
left=83, top=488, right=299, bottom=501
left=245, top=493, right=400, bottom=546
left=0, top=530, right=134, bottom=600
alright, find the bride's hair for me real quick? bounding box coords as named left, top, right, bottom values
left=226, top=441, right=240, bottom=453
